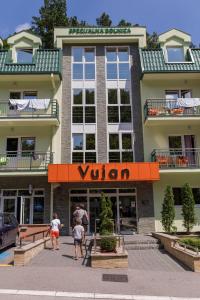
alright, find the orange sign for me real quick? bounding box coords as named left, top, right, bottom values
left=48, top=162, right=160, bottom=183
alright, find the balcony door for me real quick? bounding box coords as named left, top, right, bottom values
left=169, top=135, right=195, bottom=166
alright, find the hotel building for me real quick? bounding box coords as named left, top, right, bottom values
left=1, top=27, right=200, bottom=235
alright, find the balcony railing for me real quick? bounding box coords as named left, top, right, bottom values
left=144, top=99, right=200, bottom=120
left=152, top=148, right=200, bottom=169
left=0, top=99, right=58, bottom=119
left=0, top=151, right=53, bottom=171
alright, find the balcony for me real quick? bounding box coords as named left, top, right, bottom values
left=0, top=151, right=53, bottom=173
left=144, top=99, right=200, bottom=126
left=0, top=99, right=59, bottom=126
left=151, top=148, right=200, bottom=171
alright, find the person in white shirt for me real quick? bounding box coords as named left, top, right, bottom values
left=72, top=219, right=84, bottom=260
left=50, top=213, right=61, bottom=250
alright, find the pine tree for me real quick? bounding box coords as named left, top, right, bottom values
left=147, top=32, right=160, bottom=49
left=96, top=13, right=112, bottom=27
left=118, top=19, right=132, bottom=27
left=31, top=0, right=68, bottom=48
left=99, top=193, right=114, bottom=235
left=182, top=183, right=196, bottom=233
left=161, top=185, right=175, bottom=233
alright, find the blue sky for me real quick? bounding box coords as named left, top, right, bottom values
left=0, top=0, right=200, bottom=45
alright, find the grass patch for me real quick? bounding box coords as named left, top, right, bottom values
left=180, top=237, right=200, bottom=249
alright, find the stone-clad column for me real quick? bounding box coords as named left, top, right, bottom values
left=96, top=46, right=107, bottom=163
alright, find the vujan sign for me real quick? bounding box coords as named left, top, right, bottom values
left=48, top=163, right=160, bottom=183
left=69, top=28, right=131, bottom=35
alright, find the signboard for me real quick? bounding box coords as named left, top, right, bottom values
left=69, top=28, right=131, bottom=35
left=48, top=162, right=160, bottom=183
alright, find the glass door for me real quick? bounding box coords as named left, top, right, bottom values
left=3, top=197, right=17, bottom=216
left=20, top=197, right=32, bottom=224
left=70, top=196, right=88, bottom=229
left=119, top=195, right=137, bottom=234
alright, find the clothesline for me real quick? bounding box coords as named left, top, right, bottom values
left=166, top=98, right=200, bottom=109
left=9, top=99, right=50, bottom=111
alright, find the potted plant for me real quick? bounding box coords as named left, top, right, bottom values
left=99, top=193, right=117, bottom=252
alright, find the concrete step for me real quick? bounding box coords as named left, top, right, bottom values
left=124, top=237, right=160, bottom=245
left=125, top=243, right=163, bottom=250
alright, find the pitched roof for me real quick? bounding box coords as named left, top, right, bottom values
left=140, top=48, right=200, bottom=74
left=0, top=49, right=62, bottom=77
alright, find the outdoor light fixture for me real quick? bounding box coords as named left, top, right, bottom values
left=28, top=184, right=33, bottom=195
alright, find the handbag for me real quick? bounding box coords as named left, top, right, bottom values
left=82, top=212, right=88, bottom=225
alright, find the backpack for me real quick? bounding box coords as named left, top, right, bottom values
left=82, top=212, right=88, bottom=225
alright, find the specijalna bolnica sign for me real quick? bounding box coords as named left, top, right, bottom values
left=69, top=28, right=131, bottom=35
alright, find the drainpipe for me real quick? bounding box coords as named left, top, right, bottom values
left=51, top=73, right=56, bottom=90
left=50, top=183, right=54, bottom=220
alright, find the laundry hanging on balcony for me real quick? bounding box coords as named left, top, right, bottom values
left=9, top=99, right=50, bottom=111
left=177, top=98, right=200, bottom=108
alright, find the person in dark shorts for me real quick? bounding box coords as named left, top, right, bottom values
left=72, top=219, right=84, bottom=260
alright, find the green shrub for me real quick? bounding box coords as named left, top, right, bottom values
left=99, top=193, right=114, bottom=235
left=161, top=185, right=175, bottom=233
left=181, top=237, right=200, bottom=249
left=100, top=236, right=117, bottom=252
left=182, top=183, right=196, bottom=233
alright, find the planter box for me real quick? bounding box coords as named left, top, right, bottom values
left=91, top=246, right=128, bottom=269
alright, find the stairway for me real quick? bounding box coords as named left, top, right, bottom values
left=124, top=234, right=163, bottom=250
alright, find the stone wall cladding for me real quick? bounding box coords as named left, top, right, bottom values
left=96, top=46, right=107, bottom=162
left=0, top=176, right=51, bottom=223
left=62, top=46, right=72, bottom=163
left=130, top=45, right=144, bottom=162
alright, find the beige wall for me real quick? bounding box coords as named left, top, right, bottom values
left=154, top=173, right=200, bottom=232
left=0, top=127, right=52, bottom=153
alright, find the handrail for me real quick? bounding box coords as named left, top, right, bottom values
left=176, top=240, right=200, bottom=256
left=0, top=99, right=58, bottom=119
left=19, top=228, right=50, bottom=248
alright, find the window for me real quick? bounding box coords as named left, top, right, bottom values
left=33, top=197, right=44, bottom=224
left=10, top=91, right=37, bottom=100
left=165, top=90, right=192, bottom=100
left=109, top=133, right=133, bottom=162
left=17, top=49, right=33, bottom=63
left=72, top=133, right=96, bottom=163
left=6, top=137, right=35, bottom=157
left=106, top=47, right=130, bottom=80
left=21, top=137, right=35, bottom=156
left=72, top=47, right=95, bottom=80
left=166, top=47, right=185, bottom=62
left=107, top=88, right=132, bottom=123
left=173, top=187, right=200, bottom=205
left=72, top=89, right=96, bottom=123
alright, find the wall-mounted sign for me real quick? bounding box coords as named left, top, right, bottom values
left=69, top=28, right=131, bottom=35
left=48, top=162, right=160, bottom=183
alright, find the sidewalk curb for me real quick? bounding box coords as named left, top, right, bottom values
left=0, top=289, right=199, bottom=300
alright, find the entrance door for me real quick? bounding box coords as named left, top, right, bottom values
left=20, top=197, right=31, bottom=224
left=6, top=138, right=18, bottom=157
left=119, top=195, right=137, bottom=234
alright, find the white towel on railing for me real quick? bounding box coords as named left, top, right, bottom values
left=29, top=99, right=50, bottom=110
left=9, top=99, right=29, bottom=111
left=177, top=98, right=200, bottom=108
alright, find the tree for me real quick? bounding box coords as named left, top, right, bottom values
left=147, top=32, right=160, bottom=49
left=182, top=183, right=196, bottom=233
left=161, top=185, right=175, bottom=233
left=99, top=193, right=114, bottom=235
left=31, top=0, right=68, bottom=48
left=96, top=13, right=112, bottom=27
left=118, top=19, right=132, bottom=27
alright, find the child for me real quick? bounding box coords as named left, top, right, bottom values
left=50, top=213, right=61, bottom=250
left=72, top=219, right=84, bottom=260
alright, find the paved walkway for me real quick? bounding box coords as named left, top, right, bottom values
left=0, top=237, right=199, bottom=298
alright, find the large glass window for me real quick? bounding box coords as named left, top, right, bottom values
left=107, top=88, right=132, bottom=123
left=167, top=47, right=185, bottom=62
left=72, top=47, right=95, bottom=80
left=72, top=88, right=96, bottom=123
left=106, top=47, right=130, bottom=80
left=109, top=133, right=133, bottom=162
left=173, top=187, right=200, bottom=206
left=72, top=133, right=96, bottom=163
left=17, top=49, right=33, bottom=63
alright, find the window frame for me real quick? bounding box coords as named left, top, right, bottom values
left=107, top=88, right=132, bottom=124
left=16, top=48, right=33, bottom=64
left=108, top=132, right=134, bottom=163
left=105, top=46, right=130, bottom=81
left=72, top=88, right=96, bottom=124
left=72, top=132, right=97, bottom=163
left=72, top=46, right=96, bottom=81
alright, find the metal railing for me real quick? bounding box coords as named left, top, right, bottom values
left=0, top=99, right=59, bottom=119
left=93, top=234, right=125, bottom=254
left=0, top=151, right=53, bottom=171
left=151, top=148, right=200, bottom=169
left=144, top=99, right=200, bottom=120
left=175, top=240, right=200, bottom=256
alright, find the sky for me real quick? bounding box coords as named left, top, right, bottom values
left=0, top=0, right=200, bottom=45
